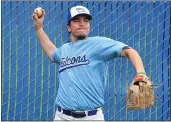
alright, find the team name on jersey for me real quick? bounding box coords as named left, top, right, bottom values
left=59, top=54, right=90, bottom=73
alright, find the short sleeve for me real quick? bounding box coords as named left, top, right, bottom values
left=99, top=38, right=130, bottom=61
left=52, top=48, right=61, bottom=63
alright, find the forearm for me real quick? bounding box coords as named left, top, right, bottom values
left=36, top=28, right=56, bottom=61
left=122, top=48, right=145, bottom=74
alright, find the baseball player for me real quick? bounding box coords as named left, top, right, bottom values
left=32, top=5, right=148, bottom=121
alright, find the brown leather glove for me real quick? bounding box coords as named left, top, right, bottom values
left=126, top=74, right=154, bottom=110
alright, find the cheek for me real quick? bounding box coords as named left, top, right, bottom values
left=87, top=27, right=90, bottom=32
left=69, top=26, right=78, bottom=33
left=85, top=27, right=90, bottom=34
left=86, top=24, right=90, bottom=32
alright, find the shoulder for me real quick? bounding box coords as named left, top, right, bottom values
left=54, top=42, right=70, bottom=53
left=60, top=42, right=70, bottom=48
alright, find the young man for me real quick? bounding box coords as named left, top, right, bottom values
left=33, top=5, right=147, bottom=121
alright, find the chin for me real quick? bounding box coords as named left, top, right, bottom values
left=77, top=34, right=87, bottom=40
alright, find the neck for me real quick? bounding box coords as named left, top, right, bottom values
left=71, top=35, right=77, bottom=43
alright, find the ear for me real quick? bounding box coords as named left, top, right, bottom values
left=67, top=25, right=71, bottom=32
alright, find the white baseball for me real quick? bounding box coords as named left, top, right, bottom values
left=34, top=7, right=43, bottom=18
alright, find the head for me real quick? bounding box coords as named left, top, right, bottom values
left=67, top=6, right=92, bottom=42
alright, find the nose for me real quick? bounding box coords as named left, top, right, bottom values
left=80, top=20, right=84, bottom=26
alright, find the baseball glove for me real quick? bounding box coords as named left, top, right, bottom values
left=126, top=75, right=154, bottom=110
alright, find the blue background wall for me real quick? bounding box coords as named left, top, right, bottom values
left=1, top=1, right=170, bottom=121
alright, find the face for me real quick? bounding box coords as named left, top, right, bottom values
left=67, top=15, right=90, bottom=40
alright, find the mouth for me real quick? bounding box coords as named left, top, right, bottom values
left=78, top=28, right=86, bottom=30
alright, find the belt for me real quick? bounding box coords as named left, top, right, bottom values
left=57, top=106, right=98, bottom=118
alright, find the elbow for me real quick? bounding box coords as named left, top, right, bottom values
left=48, top=56, right=60, bottom=64
left=47, top=55, right=54, bottom=63
left=49, top=59, right=54, bottom=63
left=48, top=51, right=56, bottom=63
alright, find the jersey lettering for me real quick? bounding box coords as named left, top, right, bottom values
left=59, top=54, right=90, bottom=73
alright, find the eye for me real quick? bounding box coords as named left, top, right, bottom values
left=74, top=19, right=79, bottom=23
left=84, top=19, right=89, bottom=22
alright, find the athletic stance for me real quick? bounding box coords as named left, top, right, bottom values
left=32, top=5, right=147, bottom=121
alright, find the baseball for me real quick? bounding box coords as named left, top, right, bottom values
left=34, top=7, right=43, bottom=18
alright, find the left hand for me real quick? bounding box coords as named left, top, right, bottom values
left=126, top=73, right=154, bottom=110
left=133, top=73, right=152, bottom=85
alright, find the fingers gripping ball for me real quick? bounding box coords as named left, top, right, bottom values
left=34, top=7, right=43, bottom=18
left=126, top=75, right=154, bottom=110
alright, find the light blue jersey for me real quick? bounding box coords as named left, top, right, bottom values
left=52, top=36, right=129, bottom=111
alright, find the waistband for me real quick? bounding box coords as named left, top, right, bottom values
left=57, top=106, right=99, bottom=118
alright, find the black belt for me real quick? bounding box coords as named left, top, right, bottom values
left=57, top=106, right=98, bottom=118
